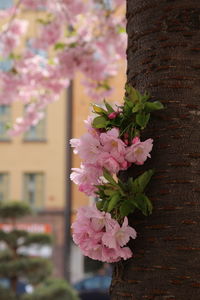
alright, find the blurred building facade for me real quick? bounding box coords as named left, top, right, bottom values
left=0, top=0, right=126, bottom=283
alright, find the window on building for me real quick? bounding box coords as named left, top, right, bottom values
left=24, top=117, right=46, bottom=142
left=23, top=42, right=47, bottom=141
left=0, top=173, right=9, bottom=202
left=0, top=105, right=11, bottom=141
left=0, top=0, right=14, bottom=9
left=23, top=173, right=44, bottom=209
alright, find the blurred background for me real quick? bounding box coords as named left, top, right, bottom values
left=0, top=0, right=126, bottom=299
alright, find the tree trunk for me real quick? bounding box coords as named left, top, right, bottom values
left=110, top=0, right=200, bottom=299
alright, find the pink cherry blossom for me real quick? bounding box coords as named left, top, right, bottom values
left=0, top=7, right=16, bottom=20
left=103, top=217, right=137, bottom=248
left=125, top=138, right=153, bottom=165
left=1, top=19, right=28, bottom=55
left=72, top=205, right=136, bottom=263
left=0, top=35, right=17, bottom=55
left=120, top=159, right=128, bottom=170
left=100, top=128, right=126, bottom=158
left=35, top=21, right=61, bottom=49
left=8, top=110, right=44, bottom=136
left=79, top=205, right=105, bottom=220
left=84, top=116, right=100, bottom=138
left=70, top=164, right=102, bottom=196
left=9, top=19, right=28, bottom=35
left=22, top=0, right=48, bottom=9
left=119, top=246, right=133, bottom=260
left=98, top=152, right=120, bottom=174
left=70, top=133, right=102, bottom=164
left=70, top=138, right=80, bottom=154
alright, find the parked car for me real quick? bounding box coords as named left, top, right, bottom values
left=73, top=275, right=111, bottom=300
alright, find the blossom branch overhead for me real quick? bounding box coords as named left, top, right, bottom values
left=0, top=0, right=126, bottom=135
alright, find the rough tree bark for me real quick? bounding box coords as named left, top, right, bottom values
left=110, top=0, right=200, bottom=299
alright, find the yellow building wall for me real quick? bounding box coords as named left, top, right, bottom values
left=0, top=90, right=66, bottom=209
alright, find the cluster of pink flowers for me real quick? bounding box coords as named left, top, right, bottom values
left=0, top=0, right=126, bottom=135
left=1, top=19, right=28, bottom=56
left=72, top=205, right=137, bottom=262
left=70, top=164, right=103, bottom=196
left=70, top=122, right=153, bottom=196
left=70, top=90, right=157, bottom=262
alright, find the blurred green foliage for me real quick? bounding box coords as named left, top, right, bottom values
left=0, top=201, right=79, bottom=300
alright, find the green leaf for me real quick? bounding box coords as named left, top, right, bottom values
left=125, top=84, right=140, bottom=103
left=104, top=189, right=117, bottom=196
left=134, top=194, right=153, bottom=216
left=120, top=201, right=135, bottom=217
left=102, top=200, right=109, bottom=212
left=141, top=91, right=150, bottom=102
left=104, top=100, right=114, bottom=113
left=103, top=169, right=118, bottom=186
left=132, top=102, right=144, bottom=113
left=145, top=196, right=153, bottom=215
left=92, top=104, right=107, bottom=114
left=131, top=170, right=154, bottom=194
left=54, top=42, right=66, bottom=50
left=127, top=178, right=134, bottom=191
left=69, top=42, right=77, bottom=48
left=9, top=53, right=21, bottom=60
left=136, top=112, right=150, bottom=128
left=124, top=99, right=134, bottom=110
left=96, top=201, right=104, bottom=210
left=107, top=193, right=121, bottom=212
left=117, top=25, right=126, bottom=34
left=36, top=18, right=51, bottom=25
left=98, top=81, right=111, bottom=91
left=144, top=101, right=164, bottom=112
left=5, top=122, right=12, bottom=130
left=92, top=116, right=108, bottom=129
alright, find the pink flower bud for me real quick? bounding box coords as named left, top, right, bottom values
left=132, top=136, right=140, bottom=144
left=121, top=160, right=128, bottom=169
left=124, top=139, right=129, bottom=145
left=124, top=133, right=129, bottom=139
left=108, top=112, right=118, bottom=119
